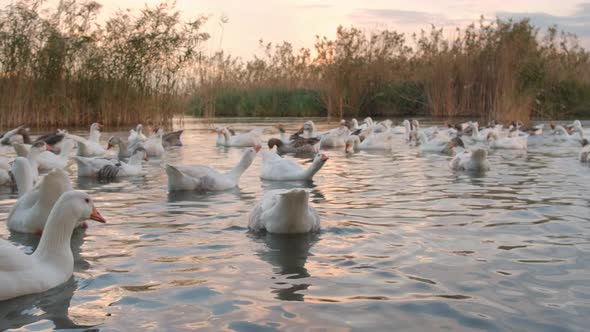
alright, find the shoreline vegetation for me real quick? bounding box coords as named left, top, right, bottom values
left=1, top=1, right=589, bottom=129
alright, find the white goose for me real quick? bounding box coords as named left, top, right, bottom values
left=345, top=131, right=395, bottom=152
left=11, top=157, right=35, bottom=196
left=248, top=189, right=320, bottom=234
left=143, top=129, right=165, bottom=157
left=0, top=125, right=24, bottom=145
left=0, top=157, right=13, bottom=186
left=261, top=151, right=328, bottom=181
left=411, top=131, right=455, bottom=154
left=128, top=124, right=147, bottom=144
left=217, top=127, right=263, bottom=147
left=67, top=123, right=106, bottom=157
left=0, top=191, right=105, bottom=301
left=487, top=132, right=528, bottom=150
left=580, top=139, right=589, bottom=162
left=37, top=139, right=74, bottom=170
left=166, top=146, right=260, bottom=192
left=449, top=149, right=490, bottom=171
left=23, top=141, right=46, bottom=183
left=319, top=124, right=350, bottom=148
left=7, top=168, right=73, bottom=234
left=75, top=148, right=147, bottom=178
left=107, top=136, right=132, bottom=159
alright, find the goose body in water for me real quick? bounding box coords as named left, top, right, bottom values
left=217, top=127, right=263, bottom=147
left=261, top=151, right=328, bottom=181
left=143, top=129, right=165, bottom=157
left=162, top=130, right=183, bottom=147
left=449, top=149, right=490, bottom=171
left=487, top=132, right=528, bottom=150
left=37, top=139, right=74, bottom=170
left=166, top=146, right=260, bottom=191
left=107, top=136, right=132, bottom=159
left=268, top=138, right=319, bottom=155
left=580, top=139, right=590, bottom=162
left=7, top=167, right=73, bottom=234
left=1, top=126, right=29, bottom=145
left=75, top=148, right=147, bottom=178
left=0, top=191, right=105, bottom=301
left=0, top=157, right=15, bottom=187
left=248, top=189, right=320, bottom=234
left=67, top=123, right=106, bottom=157
left=345, top=131, right=395, bottom=152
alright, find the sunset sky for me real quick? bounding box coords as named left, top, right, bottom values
left=2, top=0, right=589, bottom=58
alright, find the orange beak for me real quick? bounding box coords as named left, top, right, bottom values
left=345, top=143, right=350, bottom=151
left=321, top=154, right=329, bottom=161
left=90, top=206, right=106, bottom=223
left=254, top=145, right=261, bottom=152
left=45, top=144, right=55, bottom=152
left=143, top=155, right=149, bottom=161
left=97, top=123, right=104, bottom=129
left=107, top=143, right=112, bottom=149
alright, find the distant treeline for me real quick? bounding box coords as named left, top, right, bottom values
left=1, top=1, right=589, bottom=128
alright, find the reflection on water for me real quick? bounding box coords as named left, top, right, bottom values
left=251, top=232, right=319, bottom=301
left=0, top=118, right=589, bottom=331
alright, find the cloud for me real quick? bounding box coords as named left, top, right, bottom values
left=497, top=2, right=590, bottom=38
left=350, top=8, right=448, bottom=25
left=293, top=4, right=333, bottom=10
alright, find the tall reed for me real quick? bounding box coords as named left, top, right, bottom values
left=194, top=18, right=590, bottom=123
left=0, top=0, right=209, bottom=129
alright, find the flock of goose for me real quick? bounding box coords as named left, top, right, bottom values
left=0, top=117, right=587, bottom=302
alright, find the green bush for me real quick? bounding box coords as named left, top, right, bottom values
left=190, top=88, right=326, bottom=117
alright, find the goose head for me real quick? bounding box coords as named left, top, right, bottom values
left=303, top=121, right=315, bottom=135
left=268, top=138, right=284, bottom=150
left=446, top=137, right=465, bottom=154
left=345, top=136, right=360, bottom=154
left=313, top=152, right=329, bottom=165
left=275, top=124, right=286, bottom=134
left=131, top=147, right=149, bottom=161
left=30, top=141, right=48, bottom=156
left=107, top=136, right=121, bottom=149
left=91, top=122, right=103, bottom=132
left=486, top=132, right=498, bottom=142
left=58, top=191, right=106, bottom=225
left=234, top=145, right=261, bottom=172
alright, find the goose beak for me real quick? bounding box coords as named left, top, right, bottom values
left=107, top=143, right=113, bottom=150
left=97, top=123, right=103, bottom=130
left=320, top=153, right=329, bottom=161
left=45, top=144, right=55, bottom=152
left=345, top=143, right=350, bottom=152
left=90, top=206, right=106, bottom=223
left=144, top=155, right=149, bottom=161
left=254, top=145, right=262, bottom=152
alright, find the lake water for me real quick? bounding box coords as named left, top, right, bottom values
left=1, top=118, right=589, bottom=331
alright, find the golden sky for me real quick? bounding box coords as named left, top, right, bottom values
left=2, top=0, right=589, bottom=58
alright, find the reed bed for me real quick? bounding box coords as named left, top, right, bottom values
left=0, top=0, right=208, bottom=129
left=1, top=1, right=589, bottom=129
left=194, top=20, right=590, bottom=123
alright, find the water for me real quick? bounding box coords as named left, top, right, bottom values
left=1, top=118, right=589, bottom=331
